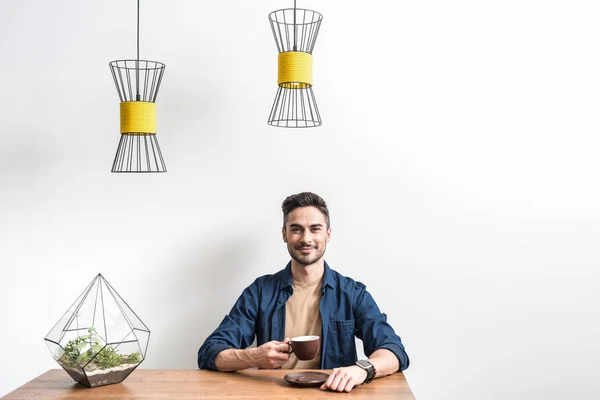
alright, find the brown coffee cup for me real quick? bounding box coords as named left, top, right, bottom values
left=289, top=335, right=320, bottom=361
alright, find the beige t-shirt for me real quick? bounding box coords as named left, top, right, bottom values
left=281, top=276, right=323, bottom=369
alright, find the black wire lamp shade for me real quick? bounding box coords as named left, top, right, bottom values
left=110, top=0, right=167, bottom=173
left=268, top=3, right=323, bottom=128
left=44, top=274, right=150, bottom=388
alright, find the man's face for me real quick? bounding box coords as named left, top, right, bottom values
left=282, top=206, right=331, bottom=266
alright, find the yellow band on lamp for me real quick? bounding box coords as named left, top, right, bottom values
left=278, top=51, right=312, bottom=88
left=120, top=101, right=156, bottom=134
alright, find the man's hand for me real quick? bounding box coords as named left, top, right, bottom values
left=250, top=338, right=292, bottom=369
left=320, top=365, right=367, bottom=392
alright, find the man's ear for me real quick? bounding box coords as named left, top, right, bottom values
left=326, top=228, right=332, bottom=243
left=282, top=227, right=287, bottom=243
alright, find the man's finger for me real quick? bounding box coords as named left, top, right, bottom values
left=336, top=375, right=351, bottom=392
left=321, top=371, right=337, bottom=390
left=282, top=338, right=292, bottom=352
left=330, top=372, right=344, bottom=391
left=274, top=343, right=292, bottom=353
left=267, top=341, right=288, bottom=351
left=343, top=379, right=355, bottom=393
left=271, top=351, right=290, bottom=361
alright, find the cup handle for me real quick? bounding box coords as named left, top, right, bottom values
left=286, top=344, right=293, bottom=354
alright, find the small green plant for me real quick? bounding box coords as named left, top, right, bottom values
left=61, top=327, right=141, bottom=370
left=63, top=327, right=105, bottom=364
left=96, top=346, right=122, bottom=369
left=124, top=351, right=141, bottom=364
left=63, top=336, right=86, bottom=362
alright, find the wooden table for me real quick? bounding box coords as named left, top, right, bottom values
left=3, top=369, right=415, bottom=399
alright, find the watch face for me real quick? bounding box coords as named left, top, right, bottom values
left=356, top=360, right=374, bottom=381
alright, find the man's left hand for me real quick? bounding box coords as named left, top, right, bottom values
left=320, top=365, right=367, bottom=392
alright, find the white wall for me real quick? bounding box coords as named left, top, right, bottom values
left=1, top=0, right=599, bottom=398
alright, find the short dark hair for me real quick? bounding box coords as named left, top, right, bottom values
left=282, top=192, right=330, bottom=228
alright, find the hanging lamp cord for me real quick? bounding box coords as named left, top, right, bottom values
left=293, top=0, right=297, bottom=51
left=136, top=0, right=140, bottom=101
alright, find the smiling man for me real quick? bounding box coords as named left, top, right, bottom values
left=198, top=192, right=409, bottom=392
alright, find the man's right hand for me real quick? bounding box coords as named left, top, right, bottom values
left=249, top=338, right=292, bottom=369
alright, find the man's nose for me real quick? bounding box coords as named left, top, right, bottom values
left=301, top=231, right=312, bottom=244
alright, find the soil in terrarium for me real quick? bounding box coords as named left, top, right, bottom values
left=85, top=362, right=138, bottom=387
left=58, top=354, right=139, bottom=387
left=58, top=328, right=142, bottom=387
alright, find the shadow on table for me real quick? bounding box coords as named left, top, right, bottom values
left=235, top=370, right=289, bottom=388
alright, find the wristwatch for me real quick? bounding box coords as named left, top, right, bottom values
left=355, top=359, right=376, bottom=383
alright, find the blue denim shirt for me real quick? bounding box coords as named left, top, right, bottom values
left=198, top=262, right=409, bottom=371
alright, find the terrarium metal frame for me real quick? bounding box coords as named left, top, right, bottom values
left=44, top=274, right=150, bottom=388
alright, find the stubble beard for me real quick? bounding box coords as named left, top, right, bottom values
left=287, top=243, right=326, bottom=266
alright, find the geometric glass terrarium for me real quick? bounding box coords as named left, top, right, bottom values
left=44, top=274, right=150, bottom=388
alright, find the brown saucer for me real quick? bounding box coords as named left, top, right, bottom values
left=284, top=371, right=329, bottom=387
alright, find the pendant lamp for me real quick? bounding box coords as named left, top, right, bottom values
left=268, top=1, right=323, bottom=127
left=110, top=0, right=166, bottom=173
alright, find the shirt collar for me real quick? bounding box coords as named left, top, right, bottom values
left=281, top=261, right=336, bottom=290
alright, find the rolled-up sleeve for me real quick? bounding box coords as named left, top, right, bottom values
left=353, top=283, right=410, bottom=371
left=197, top=280, right=260, bottom=370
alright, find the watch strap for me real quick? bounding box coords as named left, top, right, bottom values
left=355, top=360, right=375, bottom=382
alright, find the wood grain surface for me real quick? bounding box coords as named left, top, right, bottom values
left=2, top=369, right=415, bottom=399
